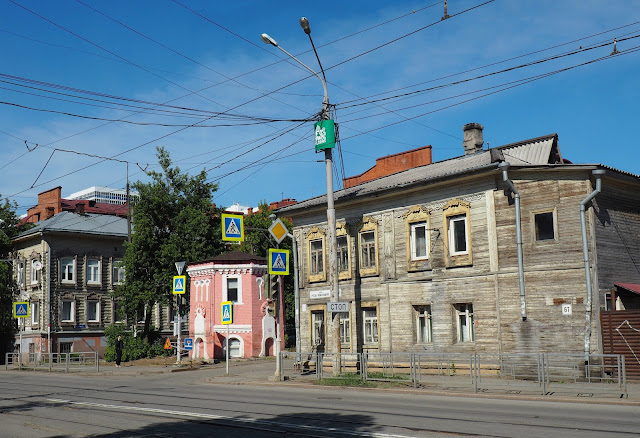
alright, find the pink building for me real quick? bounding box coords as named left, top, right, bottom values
left=186, top=252, right=283, bottom=360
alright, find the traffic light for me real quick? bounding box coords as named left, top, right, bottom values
left=267, top=274, right=280, bottom=318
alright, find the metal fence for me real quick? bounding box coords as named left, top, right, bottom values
left=5, top=352, right=100, bottom=372
left=280, top=351, right=627, bottom=397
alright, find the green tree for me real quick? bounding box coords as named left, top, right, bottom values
left=114, top=147, right=226, bottom=341
left=239, top=202, right=295, bottom=344
left=0, top=197, right=32, bottom=362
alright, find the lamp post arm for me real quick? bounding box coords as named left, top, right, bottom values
left=275, top=45, right=329, bottom=108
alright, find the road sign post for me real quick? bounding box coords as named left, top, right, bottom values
left=172, top=273, right=186, bottom=364
left=13, top=302, right=29, bottom=368
left=221, top=301, right=232, bottom=375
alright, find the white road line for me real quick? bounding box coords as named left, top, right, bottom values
left=46, top=398, right=414, bottom=438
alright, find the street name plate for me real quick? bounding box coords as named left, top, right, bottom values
left=328, top=301, right=349, bottom=313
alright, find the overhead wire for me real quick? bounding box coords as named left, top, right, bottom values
left=2, top=0, right=511, bottom=199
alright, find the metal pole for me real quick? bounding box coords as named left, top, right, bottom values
left=176, top=298, right=182, bottom=364
left=226, top=324, right=230, bottom=376
left=19, top=318, right=23, bottom=368
left=290, top=234, right=301, bottom=363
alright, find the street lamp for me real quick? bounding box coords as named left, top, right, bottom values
left=261, top=19, right=341, bottom=357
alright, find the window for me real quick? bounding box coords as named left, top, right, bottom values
left=112, top=260, right=125, bottom=285
left=358, top=217, right=379, bottom=276
left=443, top=199, right=472, bottom=267
left=455, top=303, right=474, bottom=342
left=61, top=299, right=75, bottom=323
left=113, top=301, right=124, bottom=323
left=60, top=342, right=72, bottom=355
left=87, top=300, right=100, bottom=323
left=415, top=305, right=432, bottom=343
left=31, top=302, right=39, bottom=326
left=310, top=239, right=324, bottom=275
left=362, top=308, right=379, bottom=345
left=61, top=257, right=75, bottom=282
left=86, top=259, right=100, bottom=284
left=338, top=312, right=350, bottom=344
left=360, top=231, right=377, bottom=269
left=410, top=222, right=429, bottom=260
left=306, top=228, right=326, bottom=283
left=534, top=211, right=555, bottom=241
left=337, top=236, right=349, bottom=273
left=448, top=215, right=468, bottom=255
left=311, top=311, right=325, bottom=346
left=17, top=261, right=25, bottom=288
left=31, top=259, right=40, bottom=284
left=224, top=276, right=241, bottom=304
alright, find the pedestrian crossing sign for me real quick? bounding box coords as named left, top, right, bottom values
left=13, top=302, right=30, bottom=318
left=268, top=248, right=289, bottom=275
left=222, top=213, right=244, bottom=242
left=221, top=301, right=232, bottom=325
left=173, top=275, right=186, bottom=294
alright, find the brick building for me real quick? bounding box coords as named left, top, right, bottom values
left=187, top=251, right=284, bottom=360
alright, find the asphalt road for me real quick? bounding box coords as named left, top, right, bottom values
left=0, top=369, right=638, bottom=437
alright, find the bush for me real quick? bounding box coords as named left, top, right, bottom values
left=104, top=325, right=172, bottom=363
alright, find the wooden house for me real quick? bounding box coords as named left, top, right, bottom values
left=277, top=123, right=640, bottom=359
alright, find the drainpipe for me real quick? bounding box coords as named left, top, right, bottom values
left=43, top=235, right=52, bottom=363
left=498, top=162, right=527, bottom=321
left=581, top=169, right=605, bottom=363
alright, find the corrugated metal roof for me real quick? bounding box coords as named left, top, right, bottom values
left=13, top=211, right=128, bottom=240
left=500, top=137, right=555, bottom=165
left=278, top=134, right=559, bottom=213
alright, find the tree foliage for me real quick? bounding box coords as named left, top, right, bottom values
left=0, top=197, right=32, bottom=361
left=114, top=147, right=226, bottom=340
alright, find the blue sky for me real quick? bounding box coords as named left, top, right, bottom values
left=1, top=0, right=639, bottom=215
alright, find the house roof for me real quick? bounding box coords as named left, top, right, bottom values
left=615, top=283, right=640, bottom=295
left=194, top=251, right=267, bottom=265
left=13, top=211, right=128, bottom=240
left=277, top=133, right=560, bottom=214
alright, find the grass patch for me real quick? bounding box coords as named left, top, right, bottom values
left=316, top=373, right=375, bottom=387
left=367, top=371, right=410, bottom=381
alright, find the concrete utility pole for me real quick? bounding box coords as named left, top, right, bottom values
left=261, top=17, right=341, bottom=359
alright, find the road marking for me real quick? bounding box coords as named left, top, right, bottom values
left=46, top=398, right=413, bottom=438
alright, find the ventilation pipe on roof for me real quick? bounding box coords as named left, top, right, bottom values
left=498, top=162, right=527, bottom=321
left=581, top=169, right=605, bottom=363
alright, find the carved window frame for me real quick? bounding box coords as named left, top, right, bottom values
left=358, top=217, right=379, bottom=277
left=86, top=293, right=101, bottom=324
left=336, top=222, right=352, bottom=280
left=60, top=256, right=77, bottom=285
left=60, top=293, right=76, bottom=324
left=308, top=303, right=326, bottom=347
left=403, top=206, right=432, bottom=271
left=306, top=227, right=326, bottom=283
left=85, top=256, right=102, bottom=287
left=442, top=199, right=472, bottom=267
left=361, top=300, right=380, bottom=347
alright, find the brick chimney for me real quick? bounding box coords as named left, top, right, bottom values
left=75, top=202, right=85, bottom=215
left=463, top=123, right=484, bottom=155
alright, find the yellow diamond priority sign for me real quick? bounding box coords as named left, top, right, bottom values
left=268, top=218, right=288, bottom=244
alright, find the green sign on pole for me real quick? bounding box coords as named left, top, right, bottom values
left=314, top=119, right=336, bottom=152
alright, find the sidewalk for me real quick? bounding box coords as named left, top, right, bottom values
left=95, top=357, right=640, bottom=406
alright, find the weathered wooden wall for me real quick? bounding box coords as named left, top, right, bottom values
left=293, top=168, right=605, bottom=356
